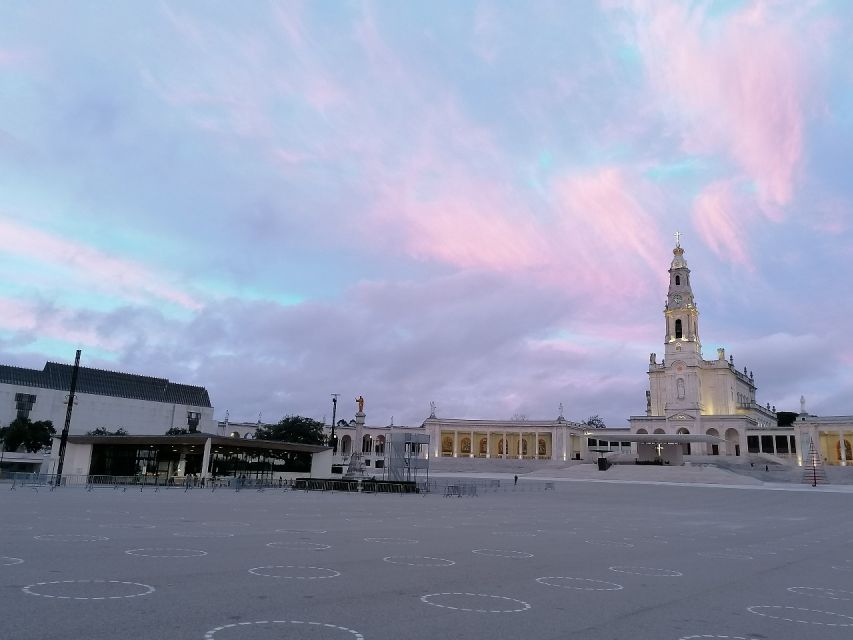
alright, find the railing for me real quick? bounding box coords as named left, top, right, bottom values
left=0, top=472, right=298, bottom=492
left=421, top=478, right=559, bottom=495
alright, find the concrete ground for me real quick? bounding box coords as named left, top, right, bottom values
left=2, top=477, right=853, bottom=640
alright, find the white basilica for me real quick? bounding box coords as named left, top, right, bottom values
left=628, top=239, right=779, bottom=458
left=628, top=238, right=853, bottom=468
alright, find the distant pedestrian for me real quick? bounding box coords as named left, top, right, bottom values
left=513, top=475, right=518, bottom=486
left=765, top=465, right=769, bottom=472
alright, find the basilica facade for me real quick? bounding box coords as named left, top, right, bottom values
left=628, top=239, right=853, bottom=467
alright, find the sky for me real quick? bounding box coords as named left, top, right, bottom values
left=1, top=1, right=852, bottom=428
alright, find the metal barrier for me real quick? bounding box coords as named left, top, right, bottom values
left=0, top=472, right=297, bottom=492
left=424, top=478, right=560, bottom=495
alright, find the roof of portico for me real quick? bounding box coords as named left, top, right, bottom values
left=64, top=433, right=329, bottom=453
left=616, top=433, right=724, bottom=444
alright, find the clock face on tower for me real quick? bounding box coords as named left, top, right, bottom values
left=673, top=294, right=683, bottom=305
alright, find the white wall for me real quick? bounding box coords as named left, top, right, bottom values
left=1, top=383, right=214, bottom=436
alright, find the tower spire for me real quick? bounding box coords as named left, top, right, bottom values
left=664, top=238, right=701, bottom=360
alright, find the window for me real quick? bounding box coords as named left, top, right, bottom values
left=187, top=411, right=200, bottom=430
left=675, top=319, right=683, bottom=339
left=374, top=460, right=384, bottom=469
left=14, top=393, right=37, bottom=419
left=675, top=275, right=681, bottom=285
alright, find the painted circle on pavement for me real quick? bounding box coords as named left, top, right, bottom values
left=788, top=587, right=853, bottom=601
left=204, top=620, right=363, bottom=640
left=831, top=564, right=853, bottom=572
left=420, top=593, right=531, bottom=613
left=99, top=523, right=156, bottom=530
left=609, top=566, right=683, bottom=577
left=383, top=556, right=455, bottom=567
left=33, top=534, right=109, bottom=543
left=248, top=565, right=341, bottom=579
left=536, top=577, right=623, bottom=591
left=472, top=549, right=533, bottom=559
left=266, top=541, right=331, bottom=551
left=125, top=548, right=207, bottom=558
left=585, top=539, right=634, bottom=548
left=275, top=528, right=328, bottom=534
left=698, top=551, right=753, bottom=560
left=678, top=636, right=758, bottom=640
left=747, top=605, right=853, bottom=626
left=0, top=556, right=24, bottom=566
left=22, top=579, right=155, bottom=600
left=364, top=537, right=418, bottom=544
left=173, top=531, right=235, bottom=538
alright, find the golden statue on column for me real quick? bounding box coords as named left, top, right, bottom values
left=356, top=395, right=365, bottom=413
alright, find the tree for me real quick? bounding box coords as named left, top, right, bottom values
left=86, top=427, right=128, bottom=436
left=165, top=427, right=190, bottom=436
left=583, top=415, right=606, bottom=429
left=256, top=415, right=326, bottom=445
left=0, top=417, right=56, bottom=453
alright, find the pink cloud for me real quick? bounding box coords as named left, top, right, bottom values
left=692, top=180, right=753, bottom=268
left=551, top=167, right=668, bottom=296
left=0, top=297, right=124, bottom=350
left=0, top=217, right=201, bottom=310
left=0, top=49, right=28, bottom=68
left=614, top=1, right=828, bottom=212
left=373, top=175, right=549, bottom=272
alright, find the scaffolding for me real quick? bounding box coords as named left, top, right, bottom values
left=386, top=432, right=429, bottom=484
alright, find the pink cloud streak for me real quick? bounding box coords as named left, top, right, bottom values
left=0, top=217, right=201, bottom=310
left=692, top=181, right=753, bottom=269
left=616, top=0, right=826, bottom=212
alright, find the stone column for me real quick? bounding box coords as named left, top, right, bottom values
left=470, top=431, right=474, bottom=458
left=201, top=437, right=212, bottom=479
left=840, top=431, right=847, bottom=466
left=485, top=432, right=491, bottom=459
left=535, top=431, right=539, bottom=460
left=503, top=431, right=507, bottom=459
left=453, top=431, right=458, bottom=458
left=345, top=411, right=367, bottom=477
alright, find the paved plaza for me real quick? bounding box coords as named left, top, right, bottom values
left=2, top=478, right=853, bottom=640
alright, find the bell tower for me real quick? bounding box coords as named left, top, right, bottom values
left=664, top=232, right=701, bottom=364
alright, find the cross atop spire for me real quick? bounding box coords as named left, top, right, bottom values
left=674, top=230, right=682, bottom=248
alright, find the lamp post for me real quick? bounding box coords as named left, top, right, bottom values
left=330, top=394, right=340, bottom=453
left=55, top=349, right=82, bottom=487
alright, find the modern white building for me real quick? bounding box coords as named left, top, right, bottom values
left=0, top=361, right=215, bottom=437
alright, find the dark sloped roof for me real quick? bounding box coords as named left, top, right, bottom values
left=0, top=362, right=211, bottom=408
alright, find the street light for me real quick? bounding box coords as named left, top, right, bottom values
left=330, top=394, right=340, bottom=453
